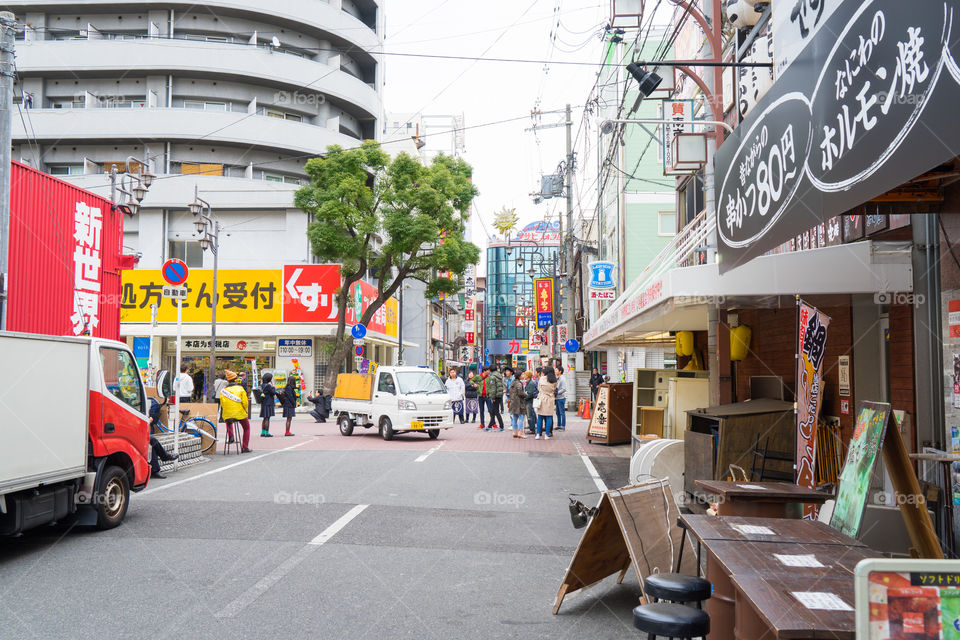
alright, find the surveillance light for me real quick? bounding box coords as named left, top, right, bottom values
left=600, top=120, right=615, bottom=135
left=626, top=62, right=662, bottom=97
left=116, top=203, right=134, bottom=216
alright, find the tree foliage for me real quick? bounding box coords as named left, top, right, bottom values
left=294, top=141, right=480, bottom=391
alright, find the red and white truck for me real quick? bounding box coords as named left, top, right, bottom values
left=0, top=164, right=148, bottom=535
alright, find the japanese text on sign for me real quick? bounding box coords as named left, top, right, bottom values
left=72, top=201, right=103, bottom=334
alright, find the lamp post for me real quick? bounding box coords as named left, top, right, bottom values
left=109, top=155, right=155, bottom=217
left=189, top=186, right=220, bottom=403
left=520, top=245, right=562, bottom=357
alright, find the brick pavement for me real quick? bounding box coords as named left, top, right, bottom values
left=234, top=411, right=624, bottom=457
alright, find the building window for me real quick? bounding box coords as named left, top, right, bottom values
left=180, top=163, right=223, bottom=177
left=49, top=165, right=83, bottom=176
left=658, top=210, right=676, bottom=236
left=266, top=109, right=303, bottom=122
left=168, top=240, right=204, bottom=268
left=184, top=100, right=228, bottom=111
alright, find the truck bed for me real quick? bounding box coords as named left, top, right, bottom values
left=0, top=333, right=91, bottom=495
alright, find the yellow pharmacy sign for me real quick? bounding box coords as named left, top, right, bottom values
left=121, top=269, right=282, bottom=323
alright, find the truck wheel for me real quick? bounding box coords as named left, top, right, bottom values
left=339, top=415, right=354, bottom=436
left=96, top=466, right=129, bottom=530
left=380, top=417, right=394, bottom=441
left=428, top=429, right=440, bottom=440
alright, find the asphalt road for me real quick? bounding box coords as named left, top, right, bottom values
left=0, top=415, right=644, bottom=640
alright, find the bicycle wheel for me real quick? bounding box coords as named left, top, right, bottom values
left=184, top=417, right=218, bottom=454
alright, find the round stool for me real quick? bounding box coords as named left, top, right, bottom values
left=633, top=602, right=709, bottom=640
left=643, top=573, right=712, bottom=606
left=223, top=420, right=242, bottom=455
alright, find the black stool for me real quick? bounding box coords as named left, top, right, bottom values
left=633, top=602, right=709, bottom=640
left=643, top=573, right=712, bottom=607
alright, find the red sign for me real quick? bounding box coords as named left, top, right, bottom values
left=161, top=258, right=189, bottom=286
left=282, top=264, right=391, bottom=334
left=950, top=299, right=960, bottom=337
left=515, top=317, right=525, bottom=327
left=534, top=280, right=553, bottom=314
left=465, top=332, right=475, bottom=344
left=465, top=309, right=474, bottom=321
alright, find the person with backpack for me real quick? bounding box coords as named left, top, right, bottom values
left=464, top=365, right=479, bottom=423
left=220, top=370, right=252, bottom=453
left=279, top=373, right=298, bottom=436
left=257, top=372, right=277, bottom=437
left=484, top=364, right=505, bottom=432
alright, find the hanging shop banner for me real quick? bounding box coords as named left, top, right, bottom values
left=534, top=278, right=554, bottom=329
left=121, top=269, right=283, bottom=324
left=796, top=300, right=831, bottom=519
left=772, top=0, right=842, bottom=77
left=179, top=338, right=264, bottom=352
left=715, top=0, right=960, bottom=272
left=662, top=100, right=696, bottom=176
left=588, top=261, right=617, bottom=291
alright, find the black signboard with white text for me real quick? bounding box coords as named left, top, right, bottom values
left=716, top=0, right=960, bottom=272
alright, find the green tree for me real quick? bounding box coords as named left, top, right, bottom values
left=295, top=141, right=480, bottom=394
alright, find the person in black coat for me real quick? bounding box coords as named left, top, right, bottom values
left=306, top=389, right=327, bottom=423
left=589, top=368, right=605, bottom=403
left=259, top=372, right=277, bottom=437
left=280, top=375, right=299, bottom=436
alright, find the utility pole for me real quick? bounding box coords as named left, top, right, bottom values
left=564, top=103, right=576, bottom=362
left=398, top=281, right=404, bottom=365
left=0, top=12, right=15, bottom=330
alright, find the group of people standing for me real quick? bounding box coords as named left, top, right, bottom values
left=443, top=362, right=569, bottom=439
left=202, top=369, right=301, bottom=453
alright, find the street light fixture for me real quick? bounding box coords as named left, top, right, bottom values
left=109, top=155, right=153, bottom=216
left=189, top=185, right=221, bottom=403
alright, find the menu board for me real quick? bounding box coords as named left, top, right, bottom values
left=830, top=402, right=891, bottom=537
left=856, top=559, right=960, bottom=639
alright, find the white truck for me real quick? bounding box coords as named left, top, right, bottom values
left=332, top=366, right=454, bottom=440
left=0, top=332, right=152, bottom=535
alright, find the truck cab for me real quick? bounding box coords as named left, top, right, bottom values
left=333, top=366, right=454, bottom=440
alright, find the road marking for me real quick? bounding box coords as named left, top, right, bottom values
left=574, top=442, right=607, bottom=492
left=215, top=504, right=368, bottom=618
left=414, top=441, right=445, bottom=462
left=139, top=441, right=310, bottom=496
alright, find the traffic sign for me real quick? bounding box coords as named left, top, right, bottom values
left=351, top=324, right=367, bottom=340
left=565, top=339, right=580, bottom=353
left=354, top=345, right=364, bottom=357
left=162, top=286, right=188, bottom=301
left=161, top=258, right=189, bottom=286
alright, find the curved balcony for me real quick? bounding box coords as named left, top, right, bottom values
left=12, top=107, right=362, bottom=157
left=6, top=0, right=380, bottom=56
left=16, top=39, right=380, bottom=120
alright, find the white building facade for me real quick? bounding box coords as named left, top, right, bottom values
left=8, top=0, right=389, bottom=393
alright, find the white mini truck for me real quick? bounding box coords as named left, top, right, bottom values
left=332, top=366, right=454, bottom=440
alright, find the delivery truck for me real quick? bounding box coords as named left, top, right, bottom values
left=332, top=366, right=454, bottom=440
left=0, top=331, right=151, bottom=535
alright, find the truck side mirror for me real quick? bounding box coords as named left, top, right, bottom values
left=156, top=369, right=172, bottom=398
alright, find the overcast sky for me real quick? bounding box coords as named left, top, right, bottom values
left=381, top=1, right=608, bottom=252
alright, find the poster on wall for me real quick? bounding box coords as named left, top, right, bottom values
left=588, top=386, right=610, bottom=439
left=830, top=402, right=892, bottom=538
left=954, top=354, right=960, bottom=409
left=796, top=299, right=831, bottom=518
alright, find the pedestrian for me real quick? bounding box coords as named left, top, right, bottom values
left=473, top=366, right=490, bottom=429
left=175, top=363, right=194, bottom=404
left=525, top=367, right=540, bottom=433
left=220, top=370, right=252, bottom=453
left=589, top=367, right=604, bottom=403
left=258, top=371, right=277, bottom=437
left=191, top=368, right=205, bottom=402
left=445, top=367, right=466, bottom=423
left=484, top=364, right=505, bottom=432
left=535, top=367, right=557, bottom=440
left=148, top=437, right=178, bottom=479
left=554, top=365, right=567, bottom=431
left=464, top=365, right=479, bottom=423
left=280, top=373, right=298, bottom=436
left=213, top=371, right=227, bottom=423
left=306, top=389, right=327, bottom=423
left=506, top=367, right=528, bottom=439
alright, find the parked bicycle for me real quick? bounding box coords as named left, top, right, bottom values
left=149, top=397, right=218, bottom=454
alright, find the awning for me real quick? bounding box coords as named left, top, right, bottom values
left=584, top=240, right=912, bottom=350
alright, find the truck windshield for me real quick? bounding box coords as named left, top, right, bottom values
left=396, top=371, right=446, bottom=395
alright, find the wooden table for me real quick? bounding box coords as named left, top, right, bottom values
left=731, top=573, right=856, bottom=639
left=678, top=515, right=868, bottom=640
left=695, top=481, right=834, bottom=519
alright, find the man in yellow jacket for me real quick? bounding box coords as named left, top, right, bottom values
left=220, top=370, right=252, bottom=453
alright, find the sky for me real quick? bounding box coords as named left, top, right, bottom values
left=381, top=0, right=610, bottom=254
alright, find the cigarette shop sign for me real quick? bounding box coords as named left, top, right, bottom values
left=715, top=0, right=960, bottom=272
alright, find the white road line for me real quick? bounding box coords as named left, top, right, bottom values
left=574, top=442, right=607, bottom=492
left=215, top=504, right=368, bottom=619
left=414, top=441, right=445, bottom=462
left=139, top=441, right=310, bottom=496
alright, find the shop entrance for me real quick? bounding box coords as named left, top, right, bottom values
left=164, top=354, right=274, bottom=400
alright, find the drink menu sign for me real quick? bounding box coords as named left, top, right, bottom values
left=715, top=0, right=960, bottom=272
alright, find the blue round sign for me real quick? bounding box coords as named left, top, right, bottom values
left=565, top=339, right=580, bottom=353
left=354, top=345, right=364, bottom=357
left=161, top=258, right=188, bottom=286
left=351, top=324, right=367, bottom=340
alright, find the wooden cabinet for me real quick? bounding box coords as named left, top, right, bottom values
left=683, top=399, right=795, bottom=498
left=632, top=368, right=707, bottom=440
left=587, top=383, right=633, bottom=445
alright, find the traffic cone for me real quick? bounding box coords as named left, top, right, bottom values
left=577, top=399, right=584, bottom=418
left=583, top=399, right=591, bottom=421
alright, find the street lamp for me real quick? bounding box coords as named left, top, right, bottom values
left=109, top=155, right=154, bottom=216
left=189, top=185, right=221, bottom=403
